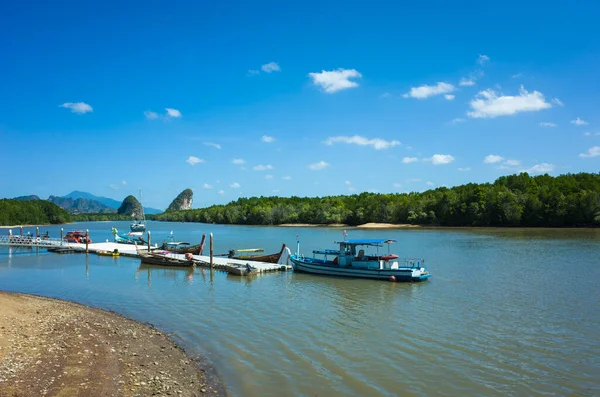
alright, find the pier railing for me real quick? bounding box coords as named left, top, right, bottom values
left=0, top=235, right=68, bottom=248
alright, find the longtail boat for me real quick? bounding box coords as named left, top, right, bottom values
left=228, top=243, right=286, bottom=264
left=135, top=244, right=199, bottom=267
left=159, top=234, right=206, bottom=254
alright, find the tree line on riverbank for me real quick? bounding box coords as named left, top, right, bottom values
left=151, top=172, right=600, bottom=227
left=3, top=172, right=600, bottom=227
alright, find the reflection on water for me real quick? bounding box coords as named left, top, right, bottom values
left=1, top=222, right=600, bottom=397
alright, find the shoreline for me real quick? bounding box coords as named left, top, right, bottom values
left=0, top=291, right=226, bottom=396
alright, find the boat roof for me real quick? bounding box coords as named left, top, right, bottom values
left=237, top=248, right=264, bottom=253
left=336, top=239, right=397, bottom=246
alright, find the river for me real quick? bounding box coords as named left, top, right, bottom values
left=1, top=222, right=599, bottom=396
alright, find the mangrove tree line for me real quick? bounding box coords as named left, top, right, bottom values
left=152, top=172, right=600, bottom=227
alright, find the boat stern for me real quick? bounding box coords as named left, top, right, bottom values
left=410, top=267, right=431, bottom=281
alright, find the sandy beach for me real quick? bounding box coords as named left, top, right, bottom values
left=278, top=223, right=347, bottom=227
left=355, top=223, right=421, bottom=229
left=0, top=291, right=225, bottom=397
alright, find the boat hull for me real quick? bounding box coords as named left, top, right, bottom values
left=289, top=256, right=430, bottom=282
left=139, top=254, right=196, bottom=267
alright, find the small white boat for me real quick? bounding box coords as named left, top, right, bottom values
left=289, top=239, right=430, bottom=282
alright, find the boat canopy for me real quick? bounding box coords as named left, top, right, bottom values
left=237, top=248, right=264, bottom=253
left=335, top=239, right=397, bottom=246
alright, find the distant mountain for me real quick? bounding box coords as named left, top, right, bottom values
left=13, top=195, right=41, bottom=201
left=48, top=196, right=116, bottom=214
left=63, top=190, right=162, bottom=214
left=166, top=189, right=193, bottom=211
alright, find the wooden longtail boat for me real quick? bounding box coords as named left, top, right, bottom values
left=159, top=234, right=206, bottom=254
left=229, top=243, right=286, bottom=264
left=135, top=244, right=199, bottom=267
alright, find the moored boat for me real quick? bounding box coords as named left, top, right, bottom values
left=136, top=245, right=199, bottom=267
left=112, top=228, right=145, bottom=245
left=159, top=233, right=206, bottom=255
left=289, top=239, right=430, bottom=282
left=64, top=231, right=92, bottom=244
left=227, top=244, right=286, bottom=264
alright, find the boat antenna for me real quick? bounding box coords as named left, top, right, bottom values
left=295, top=234, right=300, bottom=256
left=343, top=229, right=347, bottom=241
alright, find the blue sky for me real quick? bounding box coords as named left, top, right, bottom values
left=1, top=0, right=599, bottom=210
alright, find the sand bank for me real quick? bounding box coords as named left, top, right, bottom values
left=0, top=291, right=225, bottom=396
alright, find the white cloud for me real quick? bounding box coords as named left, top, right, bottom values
left=393, top=182, right=403, bottom=188
left=253, top=164, right=273, bottom=171
left=579, top=146, right=600, bottom=158
left=217, top=190, right=225, bottom=196
left=552, top=98, right=564, bottom=107
left=308, top=68, right=362, bottom=93
left=308, top=161, right=329, bottom=170
left=203, top=183, right=213, bottom=189
left=484, top=154, right=504, bottom=164
left=539, top=122, right=557, bottom=127
left=445, top=94, right=455, bottom=101
left=261, top=62, right=281, bottom=73
left=230, top=182, right=241, bottom=188
left=504, top=159, right=521, bottom=166
left=402, top=157, right=418, bottom=164
left=459, top=78, right=476, bottom=86
left=186, top=156, right=204, bottom=166
left=467, top=86, right=551, bottom=118
left=380, top=92, right=392, bottom=99
left=144, top=111, right=158, bottom=120
left=571, top=117, right=589, bottom=126
left=458, top=167, right=471, bottom=171
left=523, top=163, right=554, bottom=174
left=232, top=158, right=245, bottom=164
left=282, top=176, right=292, bottom=180
left=478, top=54, right=490, bottom=65
left=345, top=180, right=352, bottom=185
left=425, top=181, right=435, bottom=186
left=348, top=187, right=356, bottom=192
left=165, top=108, right=182, bottom=118
left=429, top=154, right=455, bottom=165
left=584, top=132, right=600, bottom=137
left=60, top=102, right=93, bottom=114
left=450, top=118, right=466, bottom=124
left=109, top=184, right=118, bottom=190
left=511, top=73, right=523, bottom=79
left=403, top=82, right=455, bottom=99
left=264, top=174, right=274, bottom=179
left=406, top=178, right=422, bottom=183
left=121, top=180, right=127, bottom=185
left=324, top=135, right=400, bottom=150
left=248, top=69, right=260, bottom=75
left=261, top=135, right=275, bottom=143
left=272, top=189, right=280, bottom=193
left=203, top=142, right=222, bottom=149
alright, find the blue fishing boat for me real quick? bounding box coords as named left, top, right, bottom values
left=289, top=238, right=430, bottom=282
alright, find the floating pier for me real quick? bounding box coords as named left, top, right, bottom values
left=1, top=229, right=291, bottom=276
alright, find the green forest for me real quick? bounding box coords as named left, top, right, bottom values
left=4, top=173, right=600, bottom=227
left=152, top=172, right=600, bottom=227
left=0, top=200, right=71, bottom=226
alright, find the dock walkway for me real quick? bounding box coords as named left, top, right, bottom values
left=1, top=236, right=292, bottom=275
